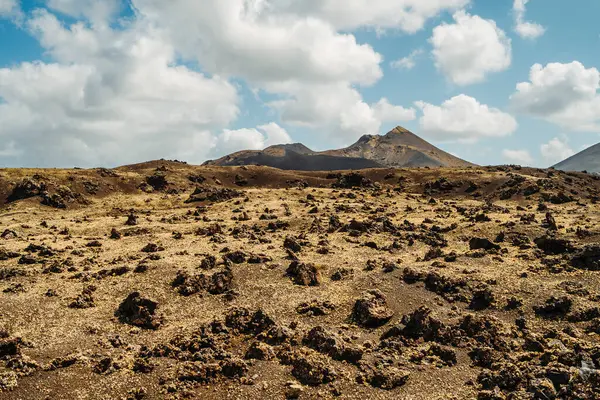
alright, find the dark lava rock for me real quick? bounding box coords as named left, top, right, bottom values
left=424, top=178, right=460, bottom=195
left=223, top=251, right=246, bottom=264
left=244, top=341, right=275, bottom=361
left=0, top=338, right=21, bottom=358
left=125, top=214, right=138, bottom=226
left=140, top=243, right=164, bottom=253
left=469, top=238, right=500, bottom=251
left=7, top=178, right=45, bottom=202
left=534, top=237, right=574, bottom=255
left=470, top=287, right=495, bottom=310
left=402, top=267, right=426, bottom=284
left=146, top=173, right=168, bottom=191
left=0, top=249, right=20, bottom=261
left=331, top=173, right=373, bottom=189
left=358, top=366, right=410, bottom=390
left=352, top=290, right=394, bottom=328
left=478, top=363, right=524, bottom=391
left=177, top=362, right=222, bottom=383
left=382, top=307, right=445, bottom=342
left=115, top=292, right=162, bottom=330
left=283, top=237, right=303, bottom=253
left=172, top=269, right=233, bottom=296
left=418, top=343, right=457, bottom=366
left=18, top=255, right=37, bottom=265
left=40, top=193, right=67, bottom=209
left=571, top=246, right=600, bottom=271
left=296, top=300, right=336, bottom=316
left=331, top=268, right=354, bottom=281
left=544, top=192, right=574, bottom=205
left=290, top=354, right=337, bottom=386
left=69, top=286, right=96, bottom=309
left=302, top=326, right=363, bottom=363
left=534, top=296, right=573, bottom=319
left=224, top=308, right=275, bottom=335
left=188, top=174, right=206, bottom=184
left=424, top=272, right=469, bottom=302
left=185, top=187, right=243, bottom=204
left=286, top=261, right=321, bottom=286
left=220, top=358, right=248, bottom=378
left=233, top=174, right=248, bottom=187
left=200, top=255, right=217, bottom=270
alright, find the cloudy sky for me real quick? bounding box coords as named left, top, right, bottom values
left=0, top=0, right=599, bottom=168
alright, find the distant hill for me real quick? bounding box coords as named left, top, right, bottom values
left=203, top=126, right=474, bottom=170
left=553, top=143, right=600, bottom=173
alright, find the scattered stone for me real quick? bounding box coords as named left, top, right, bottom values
left=286, top=261, right=321, bottom=286
left=534, top=296, right=573, bottom=319
left=469, top=238, right=500, bottom=251
left=69, top=286, right=96, bottom=309
left=115, top=292, right=162, bottom=329
left=352, top=290, right=394, bottom=328
left=302, top=326, right=363, bottom=363
left=296, top=301, right=336, bottom=316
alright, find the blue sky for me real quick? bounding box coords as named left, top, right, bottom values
left=0, top=0, right=599, bottom=168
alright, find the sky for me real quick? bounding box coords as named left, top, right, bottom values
left=0, top=0, right=599, bottom=168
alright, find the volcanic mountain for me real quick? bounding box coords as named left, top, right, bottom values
left=553, top=142, right=600, bottom=173
left=203, top=126, right=474, bottom=170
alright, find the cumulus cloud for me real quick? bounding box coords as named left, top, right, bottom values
left=133, top=0, right=420, bottom=143
left=430, top=11, right=512, bottom=85
left=212, top=123, right=292, bottom=156
left=415, top=94, right=518, bottom=142
left=0, top=10, right=239, bottom=167
left=510, top=62, right=600, bottom=132
left=46, top=0, right=120, bottom=24
left=540, top=137, right=575, bottom=165
left=268, top=83, right=414, bottom=144
left=0, top=0, right=454, bottom=167
left=0, top=0, right=20, bottom=18
left=391, top=49, right=424, bottom=70
left=134, top=0, right=383, bottom=87
left=262, top=0, right=471, bottom=33
left=372, top=98, right=417, bottom=122
left=513, top=0, right=545, bottom=40
left=502, top=149, right=533, bottom=165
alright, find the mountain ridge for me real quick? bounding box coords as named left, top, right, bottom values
left=553, top=142, right=600, bottom=173
left=203, top=126, right=474, bottom=170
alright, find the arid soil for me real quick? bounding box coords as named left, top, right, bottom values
left=1, top=161, right=600, bottom=399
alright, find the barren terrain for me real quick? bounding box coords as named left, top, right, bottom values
left=1, top=161, right=600, bottom=399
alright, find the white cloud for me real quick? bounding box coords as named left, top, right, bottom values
left=134, top=0, right=383, bottom=87
left=0, top=10, right=239, bottom=167
left=415, top=94, right=518, bottom=142
left=513, top=0, right=545, bottom=40
left=430, top=11, right=512, bottom=85
left=0, top=0, right=19, bottom=17
left=133, top=0, right=423, bottom=143
left=269, top=83, right=380, bottom=140
left=372, top=98, right=416, bottom=122
left=213, top=123, right=292, bottom=156
left=540, top=137, right=575, bottom=165
left=46, top=0, right=120, bottom=24
left=0, top=0, right=464, bottom=166
left=502, top=149, right=533, bottom=165
left=391, top=48, right=424, bottom=70
left=262, top=0, right=471, bottom=33
left=510, top=61, right=600, bottom=132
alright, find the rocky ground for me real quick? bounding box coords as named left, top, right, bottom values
left=1, top=161, right=600, bottom=399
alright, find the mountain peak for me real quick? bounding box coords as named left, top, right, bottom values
left=387, top=126, right=413, bottom=135
left=553, top=142, right=600, bottom=173
left=204, top=127, right=475, bottom=170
